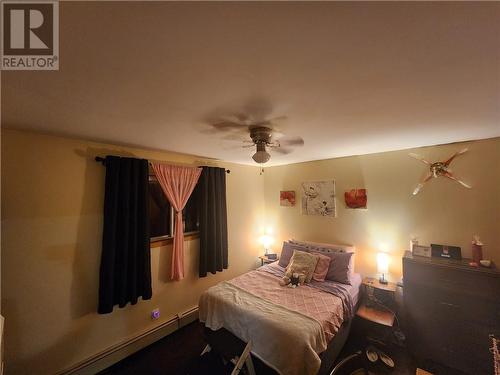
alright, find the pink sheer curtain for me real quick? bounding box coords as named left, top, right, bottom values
left=151, top=163, right=202, bottom=281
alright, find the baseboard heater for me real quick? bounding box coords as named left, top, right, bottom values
left=59, top=306, right=199, bottom=375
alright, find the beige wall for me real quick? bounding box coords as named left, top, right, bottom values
left=2, top=130, right=499, bottom=374
left=1, top=129, right=265, bottom=374
left=263, top=138, right=500, bottom=281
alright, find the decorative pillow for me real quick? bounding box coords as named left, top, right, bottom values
left=285, top=250, right=319, bottom=283
left=289, top=239, right=356, bottom=275
left=278, top=241, right=304, bottom=268
left=278, top=242, right=292, bottom=267
left=325, top=251, right=354, bottom=285
left=310, top=252, right=331, bottom=282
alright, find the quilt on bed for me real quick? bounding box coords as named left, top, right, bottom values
left=198, top=263, right=354, bottom=375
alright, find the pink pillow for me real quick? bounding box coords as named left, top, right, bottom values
left=311, top=252, right=331, bottom=282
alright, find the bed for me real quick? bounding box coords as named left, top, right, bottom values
left=199, top=241, right=361, bottom=375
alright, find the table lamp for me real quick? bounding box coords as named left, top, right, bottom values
left=259, top=234, right=274, bottom=256
left=377, top=252, right=389, bottom=284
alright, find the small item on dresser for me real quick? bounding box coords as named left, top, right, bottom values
left=266, top=253, right=278, bottom=260
left=412, top=244, right=431, bottom=258
left=410, top=236, right=418, bottom=253
left=471, top=235, right=483, bottom=263
left=431, top=243, right=462, bottom=260
left=480, top=259, right=492, bottom=268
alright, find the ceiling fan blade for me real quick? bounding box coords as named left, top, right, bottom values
left=269, top=130, right=285, bottom=139
left=276, top=136, right=304, bottom=147
left=211, top=121, right=247, bottom=132
left=268, top=115, right=288, bottom=123
left=220, top=133, right=253, bottom=142
left=222, top=142, right=255, bottom=150
left=409, top=153, right=431, bottom=165
left=271, top=147, right=293, bottom=155
left=260, top=116, right=287, bottom=128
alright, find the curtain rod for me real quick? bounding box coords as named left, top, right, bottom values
left=95, top=156, right=230, bottom=174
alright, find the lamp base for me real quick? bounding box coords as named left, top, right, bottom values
left=379, top=275, right=388, bottom=285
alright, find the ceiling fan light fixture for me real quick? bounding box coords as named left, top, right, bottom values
left=252, top=150, right=271, bottom=164
left=252, top=142, right=270, bottom=163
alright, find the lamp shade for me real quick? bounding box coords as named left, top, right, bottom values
left=377, top=252, right=389, bottom=274
left=259, top=234, right=274, bottom=249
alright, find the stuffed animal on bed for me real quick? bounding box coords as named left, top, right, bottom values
left=280, top=272, right=306, bottom=288
left=279, top=250, right=319, bottom=287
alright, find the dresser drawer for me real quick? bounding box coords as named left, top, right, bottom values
left=404, top=261, right=499, bottom=300
left=405, top=277, right=500, bottom=327
left=405, top=293, right=494, bottom=374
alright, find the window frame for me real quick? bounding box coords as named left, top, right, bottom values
left=148, top=172, right=200, bottom=248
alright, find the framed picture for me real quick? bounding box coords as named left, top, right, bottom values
left=280, top=191, right=296, bottom=206
left=345, top=189, right=367, bottom=209
left=301, top=180, right=336, bottom=217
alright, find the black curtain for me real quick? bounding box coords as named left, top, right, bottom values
left=198, top=167, right=228, bottom=277
left=98, top=156, right=152, bottom=314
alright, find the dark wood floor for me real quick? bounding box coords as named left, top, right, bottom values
left=99, top=320, right=468, bottom=375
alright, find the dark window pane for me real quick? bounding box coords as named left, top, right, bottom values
left=149, top=180, right=171, bottom=238
left=183, top=191, right=199, bottom=233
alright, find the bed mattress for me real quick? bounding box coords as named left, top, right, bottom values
left=199, top=262, right=361, bottom=375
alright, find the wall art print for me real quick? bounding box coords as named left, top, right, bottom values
left=280, top=191, right=296, bottom=206
left=345, top=189, right=367, bottom=209
left=301, top=180, right=336, bottom=217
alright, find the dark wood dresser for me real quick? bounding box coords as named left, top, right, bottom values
left=403, top=251, right=500, bottom=374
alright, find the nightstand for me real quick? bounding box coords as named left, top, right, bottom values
left=354, top=278, right=404, bottom=373
left=356, top=277, right=397, bottom=326
left=258, top=255, right=278, bottom=266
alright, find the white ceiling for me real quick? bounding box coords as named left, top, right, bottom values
left=2, top=2, right=499, bottom=166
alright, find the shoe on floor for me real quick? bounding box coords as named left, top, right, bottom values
left=378, top=350, right=395, bottom=368
left=365, top=346, right=378, bottom=363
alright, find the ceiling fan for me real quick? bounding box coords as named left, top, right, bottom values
left=208, top=115, right=304, bottom=164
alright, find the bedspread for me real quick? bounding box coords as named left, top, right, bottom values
left=230, top=270, right=344, bottom=342
left=199, top=280, right=326, bottom=375
left=258, top=262, right=354, bottom=321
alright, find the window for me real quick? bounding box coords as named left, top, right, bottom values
left=148, top=174, right=199, bottom=242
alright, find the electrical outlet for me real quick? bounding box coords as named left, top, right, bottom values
left=151, top=308, right=160, bottom=320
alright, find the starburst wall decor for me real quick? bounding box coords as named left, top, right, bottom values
left=409, top=148, right=471, bottom=195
